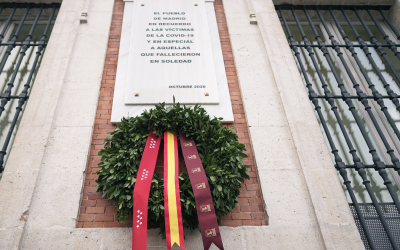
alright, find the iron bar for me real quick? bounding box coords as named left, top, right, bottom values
left=0, top=6, right=30, bottom=76
left=327, top=8, right=400, bottom=177
left=277, top=5, right=391, bottom=11
left=280, top=6, right=376, bottom=249
left=291, top=44, right=400, bottom=48
left=353, top=8, right=400, bottom=83
left=279, top=4, right=400, bottom=249
left=338, top=9, right=400, bottom=166
left=0, top=3, right=56, bottom=173
left=292, top=6, right=399, bottom=249
left=0, top=3, right=58, bottom=173
left=0, top=5, right=16, bottom=44
left=0, top=44, right=47, bottom=47
left=316, top=95, right=398, bottom=99
left=343, top=164, right=397, bottom=168
left=333, top=8, right=400, bottom=110
left=365, top=9, right=400, bottom=60
left=379, top=8, right=400, bottom=40
left=366, top=9, right=400, bottom=56
left=0, top=5, right=42, bottom=117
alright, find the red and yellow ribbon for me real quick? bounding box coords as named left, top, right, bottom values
left=164, top=131, right=185, bottom=250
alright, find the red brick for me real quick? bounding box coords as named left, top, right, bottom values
left=238, top=191, right=257, bottom=198
left=251, top=212, right=266, bottom=220
left=83, top=186, right=97, bottom=193
left=243, top=178, right=254, bottom=184
left=95, top=214, right=114, bottom=222
left=238, top=198, right=248, bottom=204
left=246, top=184, right=260, bottom=191
left=240, top=205, right=262, bottom=212
left=88, top=193, right=103, bottom=200
left=105, top=207, right=118, bottom=213
left=232, top=213, right=251, bottom=220
left=86, top=207, right=105, bottom=214
left=78, top=214, right=94, bottom=222
left=81, top=200, right=96, bottom=207
left=220, top=213, right=231, bottom=220
left=96, top=199, right=115, bottom=207
left=248, top=198, right=263, bottom=204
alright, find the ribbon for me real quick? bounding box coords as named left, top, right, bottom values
left=132, top=129, right=161, bottom=250
left=179, top=131, right=224, bottom=250
left=132, top=130, right=224, bottom=250
left=164, top=131, right=185, bottom=250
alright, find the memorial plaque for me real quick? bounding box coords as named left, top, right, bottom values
left=125, top=0, right=219, bottom=104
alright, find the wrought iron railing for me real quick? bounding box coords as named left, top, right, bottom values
left=0, top=3, right=59, bottom=173
left=278, top=5, right=400, bottom=249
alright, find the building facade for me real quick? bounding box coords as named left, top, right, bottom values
left=0, top=0, right=399, bottom=249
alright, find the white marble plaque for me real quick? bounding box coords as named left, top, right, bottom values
left=112, top=0, right=233, bottom=122
left=125, top=0, right=219, bottom=104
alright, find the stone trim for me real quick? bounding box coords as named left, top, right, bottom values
left=223, top=0, right=365, bottom=248
left=0, top=0, right=115, bottom=248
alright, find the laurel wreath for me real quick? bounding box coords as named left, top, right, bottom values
left=96, top=102, right=250, bottom=236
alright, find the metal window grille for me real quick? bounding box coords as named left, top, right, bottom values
left=0, top=3, right=59, bottom=174
left=277, top=4, right=400, bottom=250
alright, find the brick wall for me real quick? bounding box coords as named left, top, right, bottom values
left=78, top=0, right=267, bottom=228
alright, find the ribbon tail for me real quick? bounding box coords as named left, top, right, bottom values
left=179, top=131, right=224, bottom=250
left=164, top=131, right=185, bottom=250
left=205, top=239, right=224, bottom=250
left=132, top=129, right=161, bottom=250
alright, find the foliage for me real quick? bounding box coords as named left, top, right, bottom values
left=96, top=102, right=249, bottom=236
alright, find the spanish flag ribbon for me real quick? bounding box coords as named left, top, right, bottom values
left=132, top=129, right=161, bottom=250
left=164, top=131, right=185, bottom=250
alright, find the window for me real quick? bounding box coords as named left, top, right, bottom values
left=278, top=5, right=400, bottom=249
left=0, top=3, right=59, bottom=175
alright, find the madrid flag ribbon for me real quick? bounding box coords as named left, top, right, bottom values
left=132, top=129, right=161, bottom=250
left=164, top=131, right=185, bottom=250
left=179, top=131, right=224, bottom=250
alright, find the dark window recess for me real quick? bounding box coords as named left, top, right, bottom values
left=277, top=5, right=400, bottom=250
left=0, top=3, right=60, bottom=174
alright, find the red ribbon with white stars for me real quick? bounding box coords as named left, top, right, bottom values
left=132, top=129, right=161, bottom=250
